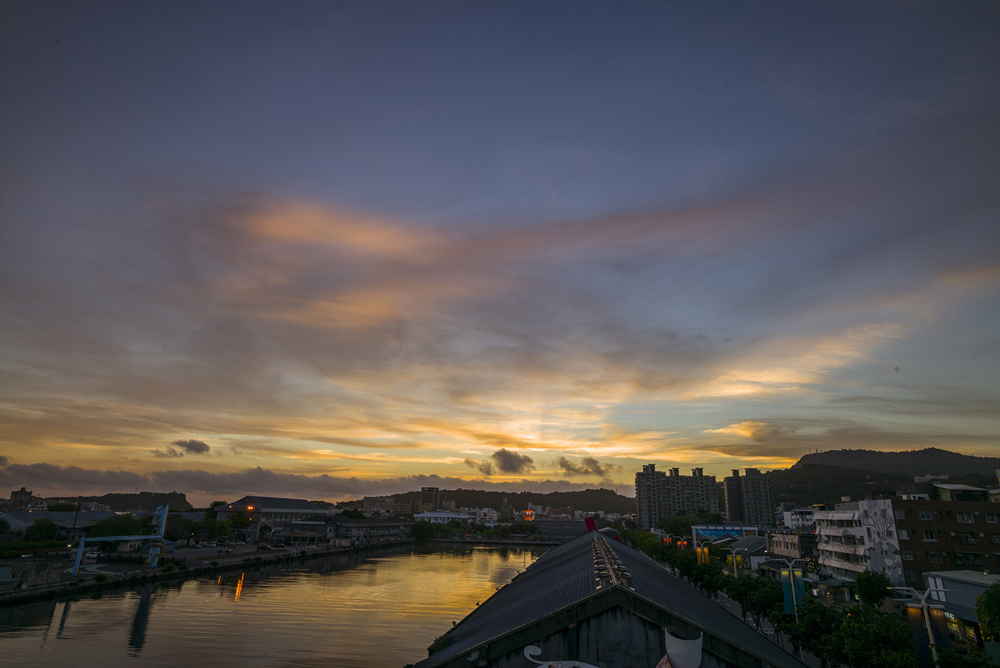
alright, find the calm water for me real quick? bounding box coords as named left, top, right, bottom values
left=0, top=544, right=544, bottom=668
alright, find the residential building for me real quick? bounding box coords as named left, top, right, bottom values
left=362, top=495, right=397, bottom=514
left=781, top=507, right=817, bottom=532
left=893, top=484, right=1000, bottom=586
left=723, top=468, right=773, bottom=526
left=414, top=510, right=471, bottom=524
left=420, top=487, right=440, bottom=511
left=814, top=498, right=904, bottom=586
left=767, top=531, right=819, bottom=571
left=466, top=507, right=499, bottom=525
left=635, top=464, right=718, bottom=531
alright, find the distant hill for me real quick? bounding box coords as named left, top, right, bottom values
left=391, top=488, right=635, bottom=515
left=66, top=491, right=193, bottom=512
left=766, top=465, right=911, bottom=507
left=768, top=448, right=1000, bottom=507
left=792, top=447, right=1000, bottom=477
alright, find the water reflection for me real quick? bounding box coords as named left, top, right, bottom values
left=0, top=544, right=544, bottom=667
left=127, top=585, right=153, bottom=655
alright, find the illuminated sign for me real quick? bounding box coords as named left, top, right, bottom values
left=524, top=510, right=534, bottom=521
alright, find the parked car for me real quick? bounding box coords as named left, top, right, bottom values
left=86, top=551, right=100, bottom=559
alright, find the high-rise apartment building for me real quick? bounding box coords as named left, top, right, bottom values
left=723, top=468, right=773, bottom=526
left=635, top=464, right=719, bottom=530
left=420, top=486, right=439, bottom=511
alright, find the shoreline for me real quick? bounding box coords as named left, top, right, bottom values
left=0, top=540, right=411, bottom=607
left=0, top=537, right=559, bottom=607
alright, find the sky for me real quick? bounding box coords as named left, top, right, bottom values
left=1, top=1, right=998, bottom=508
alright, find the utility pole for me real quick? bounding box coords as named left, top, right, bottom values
left=891, top=586, right=948, bottom=666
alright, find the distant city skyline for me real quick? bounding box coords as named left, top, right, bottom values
left=2, top=2, right=998, bottom=508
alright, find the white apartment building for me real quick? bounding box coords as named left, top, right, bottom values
left=414, top=510, right=472, bottom=524
left=782, top=507, right=816, bottom=531
left=814, top=498, right=904, bottom=586
left=467, top=507, right=499, bottom=525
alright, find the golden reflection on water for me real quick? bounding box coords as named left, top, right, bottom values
left=0, top=545, right=544, bottom=667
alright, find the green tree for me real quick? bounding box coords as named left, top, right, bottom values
left=658, top=515, right=693, bottom=538
left=855, top=570, right=893, bottom=608
left=412, top=521, right=435, bottom=542
left=89, top=513, right=147, bottom=537
left=227, top=510, right=252, bottom=535
left=828, top=605, right=915, bottom=668
left=205, top=501, right=227, bottom=521
left=672, top=549, right=698, bottom=582
left=634, top=532, right=661, bottom=558
left=974, top=582, right=1000, bottom=641
left=164, top=514, right=199, bottom=542
left=47, top=502, right=79, bottom=512
left=691, top=561, right=724, bottom=598
left=739, top=578, right=783, bottom=631
left=515, top=521, right=538, bottom=535
left=787, top=599, right=843, bottom=667
left=25, top=518, right=60, bottom=542
left=936, top=647, right=996, bottom=668
left=337, top=509, right=366, bottom=519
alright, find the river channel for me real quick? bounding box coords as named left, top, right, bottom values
left=0, top=543, right=545, bottom=668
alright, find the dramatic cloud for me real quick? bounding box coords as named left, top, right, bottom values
left=0, top=461, right=613, bottom=506
left=465, top=449, right=535, bottom=476
left=153, top=446, right=185, bottom=458
left=172, top=439, right=211, bottom=455
left=0, top=3, right=997, bottom=494
left=557, top=457, right=620, bottom=478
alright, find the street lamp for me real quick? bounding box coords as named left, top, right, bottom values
left=727, top=547, right=748, bottom=577
left=890, top=586, right=948, bottom=666
left=769, top=558, right=808, bottom=623
left=771, top=557, right=808, bottom=662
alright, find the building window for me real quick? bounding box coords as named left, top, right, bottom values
left=902, top=551, right=914, bottom=561
left=919, top=511, right=933, bottom=521
left=987, top=513, right=998, bottom=524
left=991, top=534, right=1000, bottom=544
left=895, top=509, right=906, bottom=520
left=960, top=532, right=977, bottom=545
left=928, top=552, right=943, bottom=564
left=899, top=529, right=909, bottom=540
left=923, top=530, right=936, bottom=541
left=905, top=570, right=917, bottom=583
left=957, top=513, right=974, bottom=524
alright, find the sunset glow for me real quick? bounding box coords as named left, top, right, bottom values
left=1, top=2, right=997, bottom=506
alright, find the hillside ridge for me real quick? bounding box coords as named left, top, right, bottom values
left=792, top=447, right=1000, bottom=477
